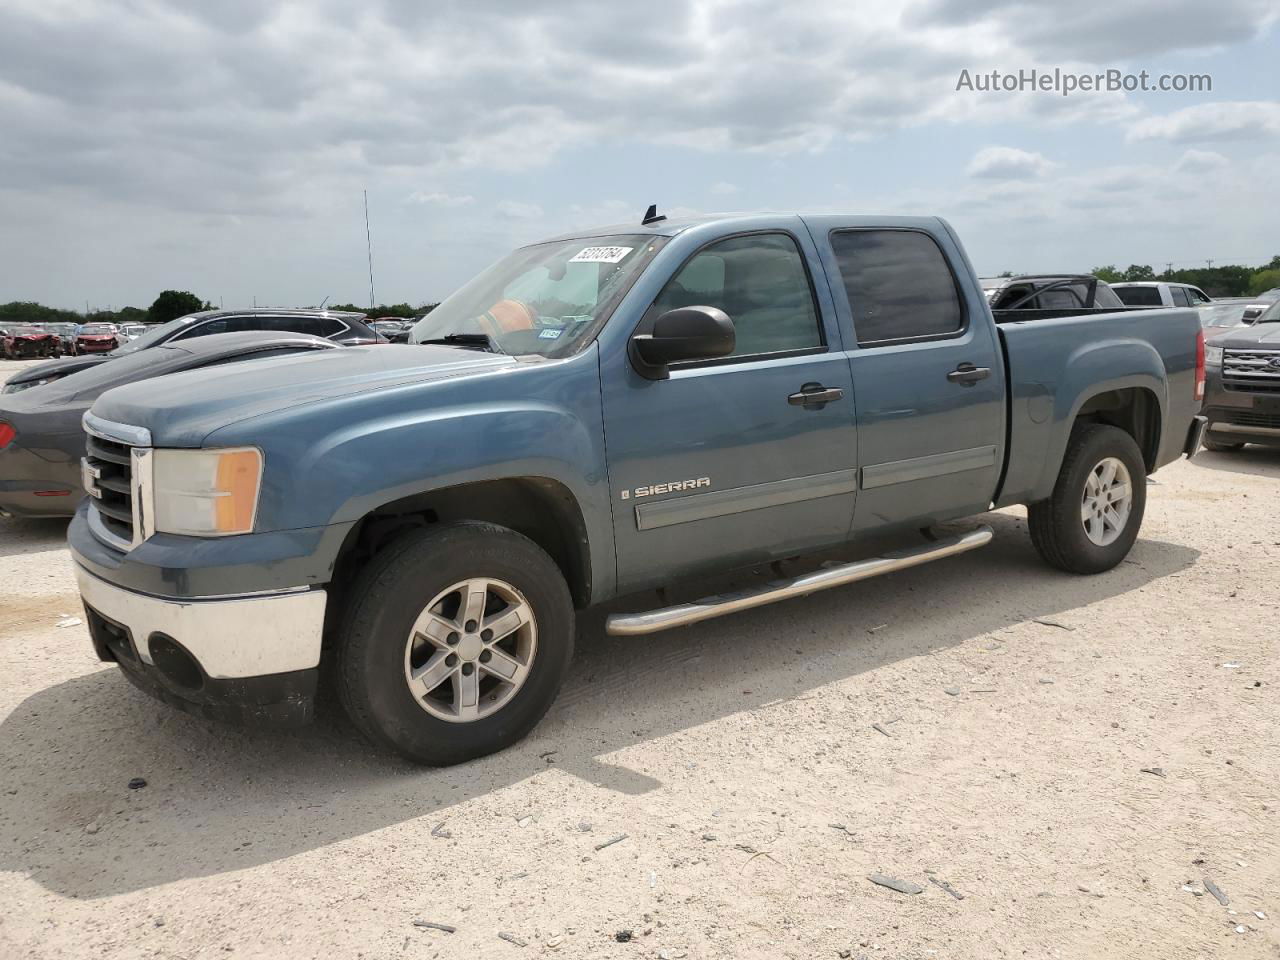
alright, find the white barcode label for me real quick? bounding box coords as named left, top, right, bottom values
left=569, top=246, right=633, bottom=264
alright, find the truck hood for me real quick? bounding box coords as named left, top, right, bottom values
left=1209, top=323, right=1280, bottom=349
left=91, top=344, right=519, bottom=446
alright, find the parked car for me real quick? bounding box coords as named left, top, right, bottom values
left=1241, top=288, right=1280, bottom=322
left=42, top=322, right=81, bottom=355
left=1112, top=282, right=1212, bottom=308
left=119, top=323, right=149, bottom=343
left=69, top=212, right=1204, bottom=764
left=1201, top=299, right=1280, bottom=451
left=370, top=319, right=412, bottom=343
left=981, top=275, right=1127, bottom=312
left=1199, top=298, right=1254, bottom=338
left=0, top=331, right=338, bottom=519
left=72, top=323, right=121, bottom=355
left=8, top=309, right=382, bottom=393
left=3, top=324, right=62, bottom=359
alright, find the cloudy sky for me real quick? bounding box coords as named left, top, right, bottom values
left=1, top=0, right=1277, bottom=311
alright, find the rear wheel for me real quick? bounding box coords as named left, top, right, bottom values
left=1029, top=424, right=1147, bottom=574
left=1201, top=435, right=1244, bottom=452
left=336, top=521, right=574, bottom=765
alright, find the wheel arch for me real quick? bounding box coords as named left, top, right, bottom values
left=329, top=476, right=595, bottom=612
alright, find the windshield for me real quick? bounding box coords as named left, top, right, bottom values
left=9, top=325, right=43, bottom=335
left=410, top=235, right=666, bottom=357
left=112, top=314, right=195, bottom=355
left=1257, top=300, right=1280, bottom=324
left=80, top=324, right=115, bottom=334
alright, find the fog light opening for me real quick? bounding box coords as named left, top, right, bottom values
left=148, top=634, right=205, bottom=692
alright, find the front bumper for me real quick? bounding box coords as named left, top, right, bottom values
left=75, top=564, right=328, bottom=727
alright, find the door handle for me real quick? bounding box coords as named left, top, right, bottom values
left=788, top=383, right=844, bottom=408
left=946, top=362, right=991, bottom=386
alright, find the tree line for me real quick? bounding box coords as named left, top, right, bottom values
left=0, top=291, right=439, bottom=328
left=1089, top=257, right=1280, bottom=298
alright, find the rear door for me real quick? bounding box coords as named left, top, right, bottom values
left=808, top=219, right=1006, bottom=533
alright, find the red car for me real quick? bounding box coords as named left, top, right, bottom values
left=2, top=325, right=61, bottom=359
left=72, top=324, right=120, bottom=355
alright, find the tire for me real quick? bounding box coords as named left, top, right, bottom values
left=1029, top=424, right=1147, bottom=575
left=1201, top=435, right=1243, bottom=452
left=336, top=521, right=575, bottom=765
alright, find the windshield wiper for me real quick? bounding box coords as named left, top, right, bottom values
left=417, top=333, right=504, bottom=354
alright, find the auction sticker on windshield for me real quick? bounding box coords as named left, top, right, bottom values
left=569, top=246, right=634, bottom=263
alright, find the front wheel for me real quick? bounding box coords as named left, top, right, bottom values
left=1029, top=424, right=1147, bottom=574
left=336, top=521, right=574, bottom=765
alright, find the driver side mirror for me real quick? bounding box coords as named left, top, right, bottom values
left=630, top=306, right=735, bottom=378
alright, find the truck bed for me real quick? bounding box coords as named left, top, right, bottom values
left=993, top=306, right=1202, bottom=509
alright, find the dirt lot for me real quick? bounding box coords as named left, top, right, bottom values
left=1, top=358, right=1277, bottom=959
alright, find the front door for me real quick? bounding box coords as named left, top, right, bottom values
left=814, top=223, right=1006, bottom=533
left=601, top=226, right=859, bottom=594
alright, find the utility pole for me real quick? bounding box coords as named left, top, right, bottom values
left=1206, top=260, right=1214, bottom=269
left=1165, top=262, right=1173, bottom=276
left=364, top=189, right=376, bottom=310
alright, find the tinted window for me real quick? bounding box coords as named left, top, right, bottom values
left=1114, top=286, right=1162, bottom=306
left=1189, top=287, right=1211, bottom=304
left=830, top=230, right=963, bottom=344
left=652, top=233, right=821, bottom=358
left=1170, top=286, right=1191, bottom=307
left=174, top=318, right=230, bottom=340
left=1039, top=287, right=1084, bottom=308
left=1093, top=283, right=1124, bottom=308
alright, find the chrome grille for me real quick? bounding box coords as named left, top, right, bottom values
left=1222, top=349, right=1280, bottom=393
left=84, top=435, right=136, bottom=543
left=81, top=413, right=154, bottom=552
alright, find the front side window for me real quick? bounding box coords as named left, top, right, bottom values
left=1171, top=286, right=1191, bottom=307
left=650, top=233, right=822, bottom=359
left=411, top=234, right=665, bottom=357
left=831, top=230, right=963, bottom=344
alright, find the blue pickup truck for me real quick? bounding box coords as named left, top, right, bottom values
left=67, top=213, right=1207, bottom=764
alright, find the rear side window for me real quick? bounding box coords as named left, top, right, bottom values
left=1114, top=286, right=1162, bottom=306
left=830, top=230, right=963, bottom=345
left=652, top=233, right=822, bottom=359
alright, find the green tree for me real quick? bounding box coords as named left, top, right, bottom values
left=1091, top=266, right=1122, bottom=283
left=147, top=290, right=206, bottom=324
left=1248, top=268, right=1280, bottom=296
left=1122, top=264, right=1156, bottom=281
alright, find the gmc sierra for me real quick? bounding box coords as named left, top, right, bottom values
left=65, top=212, right=1207, bottom=764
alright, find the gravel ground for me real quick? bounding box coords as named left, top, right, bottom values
left=1, top=357, right=1277, bottom=959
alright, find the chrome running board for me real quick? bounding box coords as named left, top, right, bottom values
left=606, top=524, right=993, bottom=636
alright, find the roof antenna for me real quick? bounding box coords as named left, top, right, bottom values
left=642, top=203, right=666, bottom=225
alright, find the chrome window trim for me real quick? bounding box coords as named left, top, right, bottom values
left=82, top=411, right=153, bottom=448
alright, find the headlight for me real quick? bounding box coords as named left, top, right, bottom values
left=1205, top=345, right=1223, bottom=365
left=2, top=377, right=50, bottom=394
left=152, top=447, right=263, bottom=536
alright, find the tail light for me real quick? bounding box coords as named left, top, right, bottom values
left=0, top=422, right=15, bottom=449
left=1194, top=329, right=1205, bottom=403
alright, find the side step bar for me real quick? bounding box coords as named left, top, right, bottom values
left=606, top=524, right=993, bottom=637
